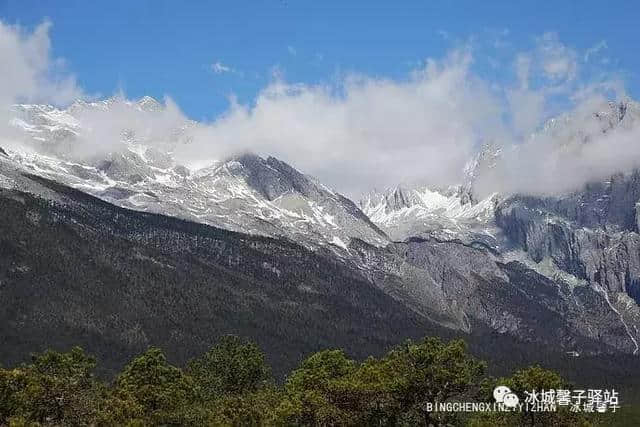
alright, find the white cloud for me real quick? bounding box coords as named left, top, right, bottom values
left=515, top=54, right=532, bottom=89
left=536, top=32, right=578, bottom=82
left=507, top=88, right=545, bottom=136
left=0, top=20, right=82, bottom=106
left=437, top=30, right=450, bottom=40
left=0, top=20, right=83, bottom=145
left=175, top=49, right=506, bottom=196
left=472, top=79, right=639, bottom=198
left=68, top=95, right=189, bottom=160
left=584, top=40, right=608, bottom=62
left=463, top=35, right=639, bottom=197
left=504, top=35, right=586, bottom=137
left=211, top=61, right=233, bottom=74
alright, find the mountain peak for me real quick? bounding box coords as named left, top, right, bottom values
left=136, top=96, right=163, bottom=112
left=228, top=153, right=323, bottom=201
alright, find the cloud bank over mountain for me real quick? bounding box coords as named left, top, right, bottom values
left=1, top=19, right=637, bottom=198
left=0, top=20, right=83, bottom=107
left=183, top=49, right=502, bottom=195
left=0, top=20, right=82, bottom=140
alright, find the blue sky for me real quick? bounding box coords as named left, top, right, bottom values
left=1, top=0, right=638, bottom=120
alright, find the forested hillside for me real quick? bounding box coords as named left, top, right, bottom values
left=0, top=336, right=624, bottom=426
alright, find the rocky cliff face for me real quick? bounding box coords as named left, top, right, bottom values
left=490, top=106, right=640, bottom=303
left=495, top=178, right=640, bottom=300
left=347, top=235, right=640, bottom=356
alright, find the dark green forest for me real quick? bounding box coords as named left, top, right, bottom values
left=1, top=335, right=628, bottom=426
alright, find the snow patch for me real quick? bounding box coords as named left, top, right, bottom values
left=331, top=236, right=349, bottom=251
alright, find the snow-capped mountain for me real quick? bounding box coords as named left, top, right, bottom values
left=360, top=100, right=640, bottom=243
left=359, top=185, right=498, bottom=244
left=4, top=97, right=388, bottom=251
left=541, top=99, right=640, bottom=139
left=4, top=96, right=640, bottom=358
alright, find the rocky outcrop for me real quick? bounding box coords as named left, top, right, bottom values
left=348, top=236, right=638, bottom=355
left=495, top=174, right=640, bottom=302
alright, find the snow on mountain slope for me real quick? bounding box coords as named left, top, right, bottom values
left=3, top=97, right=388, bottom=250
left=361, top=100, right=640, bottom=244
left=360, top=185, right=500, bottom=245
left=7, top=97, right=640, bottom=255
